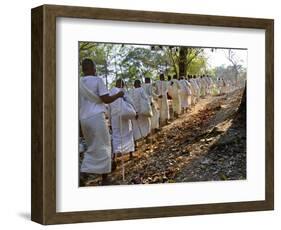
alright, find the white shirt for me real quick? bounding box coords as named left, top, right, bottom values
left=79, top=75, right=109, bottom=120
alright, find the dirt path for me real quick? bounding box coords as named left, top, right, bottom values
left=82, top=89, right=246, bottom=186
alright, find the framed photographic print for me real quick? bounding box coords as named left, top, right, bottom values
left=31, top=4, right=274, bottom=225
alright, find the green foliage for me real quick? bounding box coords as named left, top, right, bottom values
left=79, top=42, right=211, bottom=87
left=187, top=52, right=208, bottom=75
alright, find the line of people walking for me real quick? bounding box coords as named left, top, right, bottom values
left=79, top=58, right=239, bottom=185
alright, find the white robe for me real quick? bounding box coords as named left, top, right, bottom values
left=155, top=80, right=170, bottom=123
left=79, top=76, right=112, bottom=174
left=109, top=87, right=135, bottom=154
left=200, top=77, right=209, bottom=97
left=170, top=79, right=182, bottom=114
left=218, top=78, right=226, bottom=94
left=129, top=87, right=151, bottom=140
left=80, top=113, right=112, bottom=174
left=188, top=79, right=197, bottom=104
left=167, top=80, right=173, bottom=99
left=195, top=78, right=202, bottom=97
left=185, top=80, right=194, bottom=105
left=179, top=79, right=189, bottom=109
left=142, top=83, right=159, bottom=129
left=204, top=77, right=211, bottom=95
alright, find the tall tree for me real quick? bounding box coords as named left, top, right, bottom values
left=167, top=47, right=206, bottom=77
left=225, top=49, right=243, bottom=85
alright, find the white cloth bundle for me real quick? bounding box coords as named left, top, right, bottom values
left=109, top=87, right=136, bottom=120
left=140, top=96, right=153, bottom=117
left=121, top=99, right=137, bottom=119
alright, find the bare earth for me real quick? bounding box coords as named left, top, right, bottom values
left=80, top=89, right=246, bottom=186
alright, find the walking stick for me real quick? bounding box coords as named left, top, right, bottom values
left=118, top=59, right=126, bottom=182
left=119, top=110, right=125, bottom=182
left=149, top=83, right=154, bottom=153
left=109, top=88, right=126, bottom=182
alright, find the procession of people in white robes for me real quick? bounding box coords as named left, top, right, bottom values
left=79, top=58, right=241, bottom=184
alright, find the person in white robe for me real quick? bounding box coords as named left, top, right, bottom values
left=179, top=76, right=190, bottom=113
left=199, top=75, right=207, bottom=97
left=187, top=75, right=197, bottom=105
left=142, top=77, right=160, bottom=131
left=206, top=75, right=213, bottom=95
left=212, top=77, right=220, bottom=96
left=218, top=77, right=226, bottom=94
left=79, top=59, right=124, bottom=185
left=155, top=74, right=170, bottom=125
left=167, top=75, right=174, bottom=120
left=202, top=75, right=209, bottom=95
left=167, top=75, right=173, bottom=100
left=206, top=76, right=214, bottom=96
left=109, top=79, right=135, bottom=159
left=184, top=76, right=193, bottom=107
left=129, top=80, right=152, bottom=141
left=170, top=74, right=182, bottom=118
left=194, top=75, right=202, bottom=99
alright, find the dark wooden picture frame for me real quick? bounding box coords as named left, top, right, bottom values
left=31, top=4, right=274, bottom=225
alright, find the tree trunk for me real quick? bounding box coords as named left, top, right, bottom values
left=179, top=47, right=188, bottom=77
left=105, top=61, right=108, bottom=88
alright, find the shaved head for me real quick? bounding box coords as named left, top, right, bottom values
left=81, top=58, right=96, bottom=76
left=134, top=79, right=141, bottom=88
left=115, top=78, right=125, bottom=88
left=144, top=77, right=151, bottom=83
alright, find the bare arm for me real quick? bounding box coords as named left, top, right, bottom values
left=100, top=91, right=124, bottom=104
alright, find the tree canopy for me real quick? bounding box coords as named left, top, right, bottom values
left=79, top=42, right=246, bottom=87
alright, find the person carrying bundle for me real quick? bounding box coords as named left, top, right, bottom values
left=109, top=79, right=136, bottom=161
left=179, top=76, right=191, bottom=113
left=199, top=75, right=207, bottom=98
left=129, top=79, right=152, bottom=142
left=184, top=76, right=193, bottom=107
left=186, top=75, right=196, bottom=105
left=142, top=77, right=160, bottom=132
left=193, top=75, right=201, bottom=98
left=156, top=74, right=170, bottom=126
left=167, top=75, right=173, bottom=100
left=170, top=74, right=182, bottom=118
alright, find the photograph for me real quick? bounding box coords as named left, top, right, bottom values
left=78, top=42, right=247, bottom=186
left=30, top=4, right=274, bottom=224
